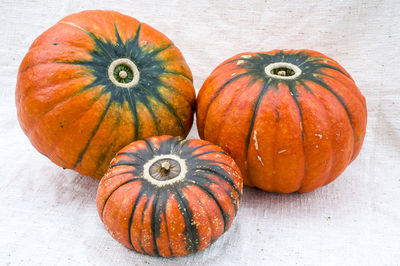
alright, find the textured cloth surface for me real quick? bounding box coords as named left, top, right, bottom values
left=1, top=0, right=399, bottom=265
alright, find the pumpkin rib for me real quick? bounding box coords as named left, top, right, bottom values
left=193, top=166, right=241, bottom=202
left=125, top=88, right=140, bottom=140
left=183, top=143, right=214, bottom=156
left=25, top=84, right=104, bottom=136
left=189, top=150, right=228, bottom=160
left=317, top=73, right=367, bottom=120
left=315, top=71, right=365, bottom=104
left=192, top=173, right=238, bottom=218
left=116, top=151, right=146, bottom=163
left=127, top=185, right=146, bottom=251
left=186, top=179, right=227, bottom=233
left=201, top=72, right=252, bottom=134
left=301, top=81, right=353, bottom=187
left=287, top=82, right=307, bottom=192
left=173, top=187, right=200, bottom=254
left=103, top=170, right=135, bottom=181
left=101, top=178, right=140, bottom=217
left=158, top=191, right=174, bottom=257
left=220, top=56, right=253, bottom=67
left=108, top=161, right=141, bottom=169
left=60, top=21, right=115, bottom=60
left=294, top=83, right=335, bottom=192
left=214, top=77, right=258, bottom=145
left=139, top=195, right=152, bottom=254
left=73, top=98, right=113, bottom=168
left=311, top=63, right=352, bottom=79
left=205, top=160, right=242, bottom=185
left=186, top=186, right=214, bottom=246
left=244, top=79, right=272, bottom=167
left=21, top=76, right=94, bottom=107
left=150, top=189, right=162, bottom=256
left=159, top=83, right=193, bottom=106
left=92, top=103, right=123, bottom=174
left=144, top=138, right=158, bottom=154
left=307, top=77, right=355, bottom=138
left=163, top=71, right=193, bottom=82
left=150, top=91, right=185, bottom=135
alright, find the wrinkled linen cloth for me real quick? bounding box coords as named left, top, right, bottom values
left=0, top=0, right=399, bottom=265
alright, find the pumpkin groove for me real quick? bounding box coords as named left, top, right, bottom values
left=16, top=10, right=195, bottom=178
left=197, top=49, right=367, bottom=193
left=97, top=136, right=242, bottom=257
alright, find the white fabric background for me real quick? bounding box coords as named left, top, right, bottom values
left=1, top=0, right=399, bottom=265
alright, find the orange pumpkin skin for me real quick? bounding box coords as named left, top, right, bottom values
left=196, top=49, right=367, bottom=193
left=96, top=136, right=242, bottom=257
left=16, top=10, right=195, bottom=178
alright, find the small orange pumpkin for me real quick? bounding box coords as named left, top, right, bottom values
left=196, top=49, right=367, bottom=193
left=15, top=10, right=195, bottom=178
left=96, top=136, right=242, bottom=257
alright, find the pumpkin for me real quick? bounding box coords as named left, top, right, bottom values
left=15, top=10, right=195, bottom=178
left=96, top=135, right=242, bottom=257
left=196, top=49, right=367, bottom=193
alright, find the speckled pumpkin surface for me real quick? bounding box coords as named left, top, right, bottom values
left=16, top=10, right=195, bottom=178
left=96, top=136, right=243, bottom=257
left=197, top=49, right=367, bottom=193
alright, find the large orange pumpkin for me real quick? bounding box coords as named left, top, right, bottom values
left=15, top=10, right=195, bottom=178
left=96, top=135, right=242, bottom=257
left=197, top=49, right=367, bottom=193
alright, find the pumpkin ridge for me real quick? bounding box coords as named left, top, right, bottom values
left=146, top=43, right=173, bottom=58
left=192, top=165, right=241, bottom=202
left=144, top=138, right=158, bottom=154
left=148, top=89, right=185, bottom=135
left=108, top=160, right=142, bottom=169
left=139, top=194, right=152, bottom=254
left=287, top=82, right=307, bottom=191
left=103, top=170, right=135, bottom=181
left=158, top=83, right=193, bottom=106
left=125, top=87, right=139, bottom=139
left=60, top=21, right=115, bottom=60
left=163, top=71, right=193, bottom=82
left=26, top=83, right=103, bottom=136
left=127, top=184, right=146, bottom=251
left=186, top=179, right=227, bottom=233
left=140, top=98, right=160, bottom=135
left=191, top=173, right=238, bottom=218
left=307, top=76, right=356, bottom=141
left=180, top=143, right=213, bottom=157
left=189, top=150, right=228, bottom=160
left=101, top=178, right=139, bottom=216
left=298, top=90, right=336, bottom=191
left=150, top=189, right=161, bottom=256
left=315, top=71, right=366, bottom=108
left=173, top=187, right=200, bottom=254
left=244, top=79, right=272, bottom=167
left=74, top=98, right=113, bottom=168
left=311, top=62, right=351, bottom=79
left=159, top=191, right=174, bottom=257
left=187, top=186, right=214, bottom=245
left=93, top=104, right=123, bottom=174
left=213, top=76, right=259, bottom=144
left=116, top=151, right=146, bottom=162
left=201, top=72, right=252, bottom=134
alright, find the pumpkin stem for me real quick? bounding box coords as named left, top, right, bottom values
left=119, top=70, right=128, bottom=79
left=277, top=70, right=286, bottom=76
left=160, top=161, right=171, bottom=175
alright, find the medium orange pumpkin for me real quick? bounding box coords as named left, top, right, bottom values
left=96, top=135, right=242, bottom=257
left=15, top=10, right=195, bottom=178
left=197, top=49, right=367, bottom=193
